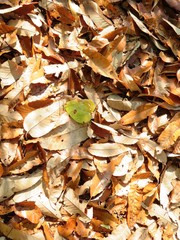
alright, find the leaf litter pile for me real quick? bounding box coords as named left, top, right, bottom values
left=0, top=0, right=180, bottom=239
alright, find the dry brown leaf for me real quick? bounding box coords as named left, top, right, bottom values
left=120, top=103, right=158, bottom=125
left=48, top=2, right=75, bottom=25
left=42, top=222, right=54, bottom=240
left=127, top=184, right=143, bottom=227
left=1, top=122, right=23, bottom=139
left=93, top=207, right=119, bottom=227
left=83, top=47, right=118, bottom=80
left=76, top=218, right=90, bottom=238
left=0, top=221, right=44, bottom=240
left=81, top=0, right=111, bottom=29
left=129, top=11, right=157, bottom=39
left=0, top=0, right=179, bottom=238
left=58, top=217, right=76, bottom=238
left=0, top=20, right=16, bottom=34
left=158, top=113, right=180, bottom=149
left=118, top=69, right=141, bottom=92
left=14, top=201, right=43, bottom=224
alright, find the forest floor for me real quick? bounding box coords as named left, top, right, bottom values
left=0, top=0, right=180, bottom=239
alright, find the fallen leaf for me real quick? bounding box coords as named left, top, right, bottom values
left=65, top=99, right=95, bottom=124
left=0, top=60, right=24, bottom=88
left=160, top=165, right=178, bottom=208
left=103, top=223, right=131, bottom=240
left=0, top=141, right=18, bottom=166
left=8, top=19, right=38, bottom=37
left=0, top=221, right=44, bottom=240
left=24, top=100, right=68, bottom=137
left=39, top=124, right=88, bottom=151
left=88, top=143, right=130, bottom=157
left=63, top=188, right=90, bottom=223
left=129, top=11, right=157, bottom=39
left=83, top=47, right=118, bottom=80
left=90, top=171, right=111, bottom=197
left=58, top=217, right=76, bottom=238
left=81, top=0, right=111, bottom=29
left=120, top=103, right=158, bottom=125
left=14, top=201, right=43, bottom=224
left=127, top=184, right=143, bottom=227
left=0, top=20, right=16, bottom=34
left=158, top=113, right=180, bottom=149
left=138, top=139, right=167, bottom=164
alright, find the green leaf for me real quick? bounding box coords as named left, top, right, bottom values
left=64, top=99, right=95, bottom=124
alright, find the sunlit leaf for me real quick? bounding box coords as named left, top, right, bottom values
left=120, top=103, right=158, bottom=125
left=65, top=99, right=95, bottom=124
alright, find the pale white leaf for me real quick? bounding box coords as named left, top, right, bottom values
left=0, top=60, right=24, bottom=88
left=12, top=179, right=61, bottom=218
left=4, top=58, right=37, bottom=103
left=103, top=223, right=131, bottom=240
left=64, top=188, right=90, bottom=223
left=0, top=141, right=18, bottom=166
left=160, top=165, right=178, bottom=208
left=0, top=5, right=21, bottom=14
left=92, top=121, right=118, bottom=135
left=88, top=143, right=130, bottom=157
left=24, top=100, right=68, bottom=138
left=148, top=204, right=172, bottom=225
left=128, top=227, right=149, bottom=240
left=112, top=135, right=138, bottom=145
left=28, top=13, right=43, bottom=27
left=113, top=153, right=133, bottom=177
left=8, top=19, right=38, bottom=37
left=39, top=125, right=88, bottom=150
left=138, top=139, right=167, bottom=164
left=0, top=104, right=22, bottom=122
left=0, top=178, right=15, bottom=202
